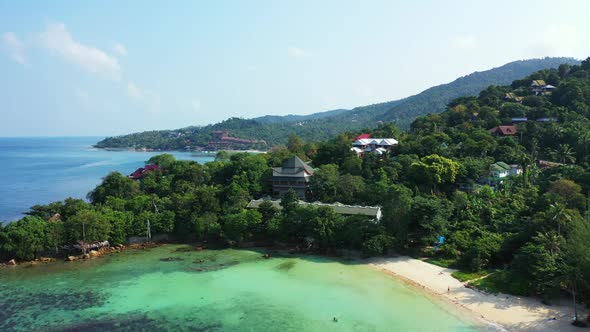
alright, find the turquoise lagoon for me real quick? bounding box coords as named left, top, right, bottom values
left=0, top=245, right=484, bottom=331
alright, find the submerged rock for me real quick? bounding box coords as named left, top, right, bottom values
left=173, top=246, right=193, bottom=252
left=44, top=313, right=221, bottom=332
left=160, top=257, right=184, bottom=262
left=276, top=261, right=296, bottom=272
left=186, top=260, right=239, bottom=273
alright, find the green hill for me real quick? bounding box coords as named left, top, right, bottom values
left=95, top=57, right=579, bottom=150
left=253, top=109, right=349, bottom=124
left=380, top=58, right=580, bottom=127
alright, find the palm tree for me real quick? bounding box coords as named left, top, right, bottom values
left=550, top=144, right=576, bottom=164
left=515, top=152, right=532, bottom=188
left=555, top=263, right=583, bottom=324
left=548, top=203, right=572, bottom=236
left=535, top=232, right=562, bottom=255
left=552, top=126, right=565, bottom=142
left=577, top=131, right=590, bottom=160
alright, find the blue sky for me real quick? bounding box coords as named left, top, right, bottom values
left=1, top=0, right=590, bottom=136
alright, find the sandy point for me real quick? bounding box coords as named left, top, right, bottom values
left=368, top=256, right=583, bottom=332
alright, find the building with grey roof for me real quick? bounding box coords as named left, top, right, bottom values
left=270, top=156, right=314, bottom=199
left=247, top=199, right=382, bottom=221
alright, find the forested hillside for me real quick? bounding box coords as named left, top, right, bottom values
left=253, top=108, right=349, bottom=124
left=95, top=57, right=578, bottom=150
left=4, top=58, right=590, bottom=319
left=381, top=58, right=581, bottom=126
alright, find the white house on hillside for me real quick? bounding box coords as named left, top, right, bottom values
left=481, top=162, right=523, bottom=187
left=351, top=136, right=398, bottom=157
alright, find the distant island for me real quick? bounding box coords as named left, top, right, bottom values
left=96, top=129, right=267, bottom=152
left=95, top=57, right=578, bottom=151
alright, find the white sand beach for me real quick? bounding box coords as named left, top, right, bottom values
left=369, top=256, right=583, bottom=332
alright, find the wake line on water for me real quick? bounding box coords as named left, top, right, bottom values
left=78, top=160, right=116, bottom=168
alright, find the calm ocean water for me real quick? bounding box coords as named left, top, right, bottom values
left=0, top=246, right=482, bottom=331
left=0, top=137, right=215, bottom=222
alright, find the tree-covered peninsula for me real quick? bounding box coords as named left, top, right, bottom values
left=2, top=58, right=590, bottom=319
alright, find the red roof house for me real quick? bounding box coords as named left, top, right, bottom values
left=353, top=133, right=371, bottom=141
left=129, top=164, right=161, bottom=180
left=489, top=125, right=518, bottom=136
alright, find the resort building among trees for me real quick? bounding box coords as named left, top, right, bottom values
left=270, top=156, right=314, bottom=199
left=530, top=79, right=556, bottom=95
left=247, top=199, right=382, bottom=222
left=511, top=117, right=528, bottom=123
left=504, top=92, right=523, bottom=103
left=488, top=125, right=518, bottom=137
left=206, top=130, right=266, bottom=150
left=480, top=162, right=522, bottom=187
left=128, top=164, right=161, bottom=180
left=351, top=135, right=399, bottom=157
left=489, top=162, right=522, bottom=178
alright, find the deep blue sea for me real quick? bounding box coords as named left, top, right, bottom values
left=0, top=137, right=215, bottom=222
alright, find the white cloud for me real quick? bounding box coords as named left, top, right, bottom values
left=127, top=82, right=142, bottom=99
left=113, top=42, right=127, bottom=56
left=450, top=35, right=479, bottom=51
left=39, top=23, right=121, bottom=80
left=527, top=25, right=587, bottom=58
left=287, top=46, right=307, bottom=58
left=2, top=32, right=26, bottom=64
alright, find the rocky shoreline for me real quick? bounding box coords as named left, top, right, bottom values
left=0, top=242, right=162, bottom=267
left=0, top=242, right=361, bottom=270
